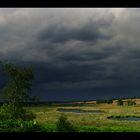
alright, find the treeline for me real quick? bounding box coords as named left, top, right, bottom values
left=117, top=99, right=136, bottom=106
left=96, top=97, right=138, bottom=106
left=0, top=101, right=88, bottom=107
left=96, top=99, right=113, bottom=104
left=0, top=101, right=56, bottom=106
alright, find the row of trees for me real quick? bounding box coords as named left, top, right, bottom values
left=117, top=99, right=136, bottom=106
left=96, top=98, right=136, bottom=106
left=96, top=99, right=113, bottom=104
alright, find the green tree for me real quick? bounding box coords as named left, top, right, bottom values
left=30, top=96, right=40, bottom=103
left=2, top=63, right=34, bottom=105
left=127, top=100, right=136, bottom=106
left=107, top=99, right=113, bottom=104
left=117, top=99, right=123, bottom=106
left=0, top=62, right=35, bottom=120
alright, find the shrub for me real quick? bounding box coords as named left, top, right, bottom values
left=107, top=99, right=113, bottom=104
left=127, top=100, right=136, bottom=106
left=117, top=99, right=123, bottom=106
left=96, top=99, right=113, bottom=104
left=56, top=114, right=76, bottom=132
left=0, top=119, right=44, bottom=132
left=96, top=99, right=105, bottom=104
left=0, top=103, right=35, bottom=121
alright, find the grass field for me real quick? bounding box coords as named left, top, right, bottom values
left=24, top=101, right=140, bottom=132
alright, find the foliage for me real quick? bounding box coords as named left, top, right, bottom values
left=117, top=99, right=123, bottom=106
left=0, top=103, right=36, bottom=121
left=0, top=119, right=44, bottom=132
left=76, top=125, right=139, bottom=132
left=42, top=123, right=56, bottom=132
left=0, top=62, right=35, bottom=121
left=96, top=99, right=113, bottom=104
left=2, top=63, right=34, bottom=105
left=107, top=99, right=113, bottom=104
left=127, top=100, right=136, bottom=106
left=56, top=114, right=76, bottom=132
left=29, top=95, right=40, bottom=103
left=23, top=103, right=140, bottom=132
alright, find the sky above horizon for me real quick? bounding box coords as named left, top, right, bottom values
left=0, top=8, right=140, bottom=101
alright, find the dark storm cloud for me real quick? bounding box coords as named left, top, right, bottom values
left=58, top=50, right=114, bottom=61
left=37, top=21, right=109, bottom=43
left=0, top=8, right=140, bottom=100
left=124, top=49, right=140, bottom=60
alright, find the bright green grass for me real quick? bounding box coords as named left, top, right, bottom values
left=24, top=103, right=140, bottom=132
left=39, top=123, right=140, bottom=132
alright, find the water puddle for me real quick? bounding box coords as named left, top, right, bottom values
left=57, top=109, right=105, bottom=114
left=108, top=116, right=140, bottom=121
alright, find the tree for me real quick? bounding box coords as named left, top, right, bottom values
left=83, top=100, right=86, bottom=104
left=117, top=99, right=123, bottom=106
left=127, top=100, right=136, bottom=106
left=30, top=96, right=40, bottom=102
left=2, top=63, right=34, bottom=106
left=0, top=62, right=35, bottom=120
left=107, top=99, right=113, bottom=104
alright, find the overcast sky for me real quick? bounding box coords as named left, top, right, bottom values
left=0, top=8, right=140, bottom=101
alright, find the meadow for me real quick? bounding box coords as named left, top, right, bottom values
left=24, top=100, right=140, bottom=132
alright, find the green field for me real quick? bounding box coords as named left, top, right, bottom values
left=24, top=102, right=140, bottom=132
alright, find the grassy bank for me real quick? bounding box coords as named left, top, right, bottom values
left=22, top=103, right=140, bottom=132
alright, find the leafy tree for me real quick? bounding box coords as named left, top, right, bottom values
left=127, top=100, right=136, bottom=106
left=117, top=99, right=123, bottom=106
left=30, top=95, right=40, bottom=103
left=107, top=99, right=113, bottom=104
left=96, top=99, right=113, bottom=104
left=83, top=100, right=86, bottom=103
left=0, top=62, right=35, bottom=120
left=2, top=63, right=34, bottom=106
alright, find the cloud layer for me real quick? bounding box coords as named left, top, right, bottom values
left=0, top=8, right=140, bottom=100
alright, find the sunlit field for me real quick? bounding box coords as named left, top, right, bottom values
left=25, top=101, right=140, bottom=132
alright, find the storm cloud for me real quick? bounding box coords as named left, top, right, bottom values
left=0, top=8, right=140, bottom=101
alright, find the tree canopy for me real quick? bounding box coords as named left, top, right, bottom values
left=2, top=63, right=34, bottom=105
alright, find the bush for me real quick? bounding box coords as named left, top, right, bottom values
left=0, top=119, right=44, bottom=132
left=117, top=99, right=123, bottom=106
left=107, top=99, right=113, bottom=104
left=96, top=99, right=105, bottom=104
left=127, top=100, right=136, bottom=106
left=56, top=114, right=76, bottom=132
left=0, top=103, right=36, bottom=121
left=96, top=99, right=113, bottom=104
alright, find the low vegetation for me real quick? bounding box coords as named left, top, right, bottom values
left=127, top=100, right=136, bottom=106
left=117, top=99, right=123, bottom=106
left=96, top=99, right=113, bottom=104
left=0, top=120, right=44, bottom=132
left=56, top=114, right=76, bottom=132
left=1, top=100, right=140, bottom=132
